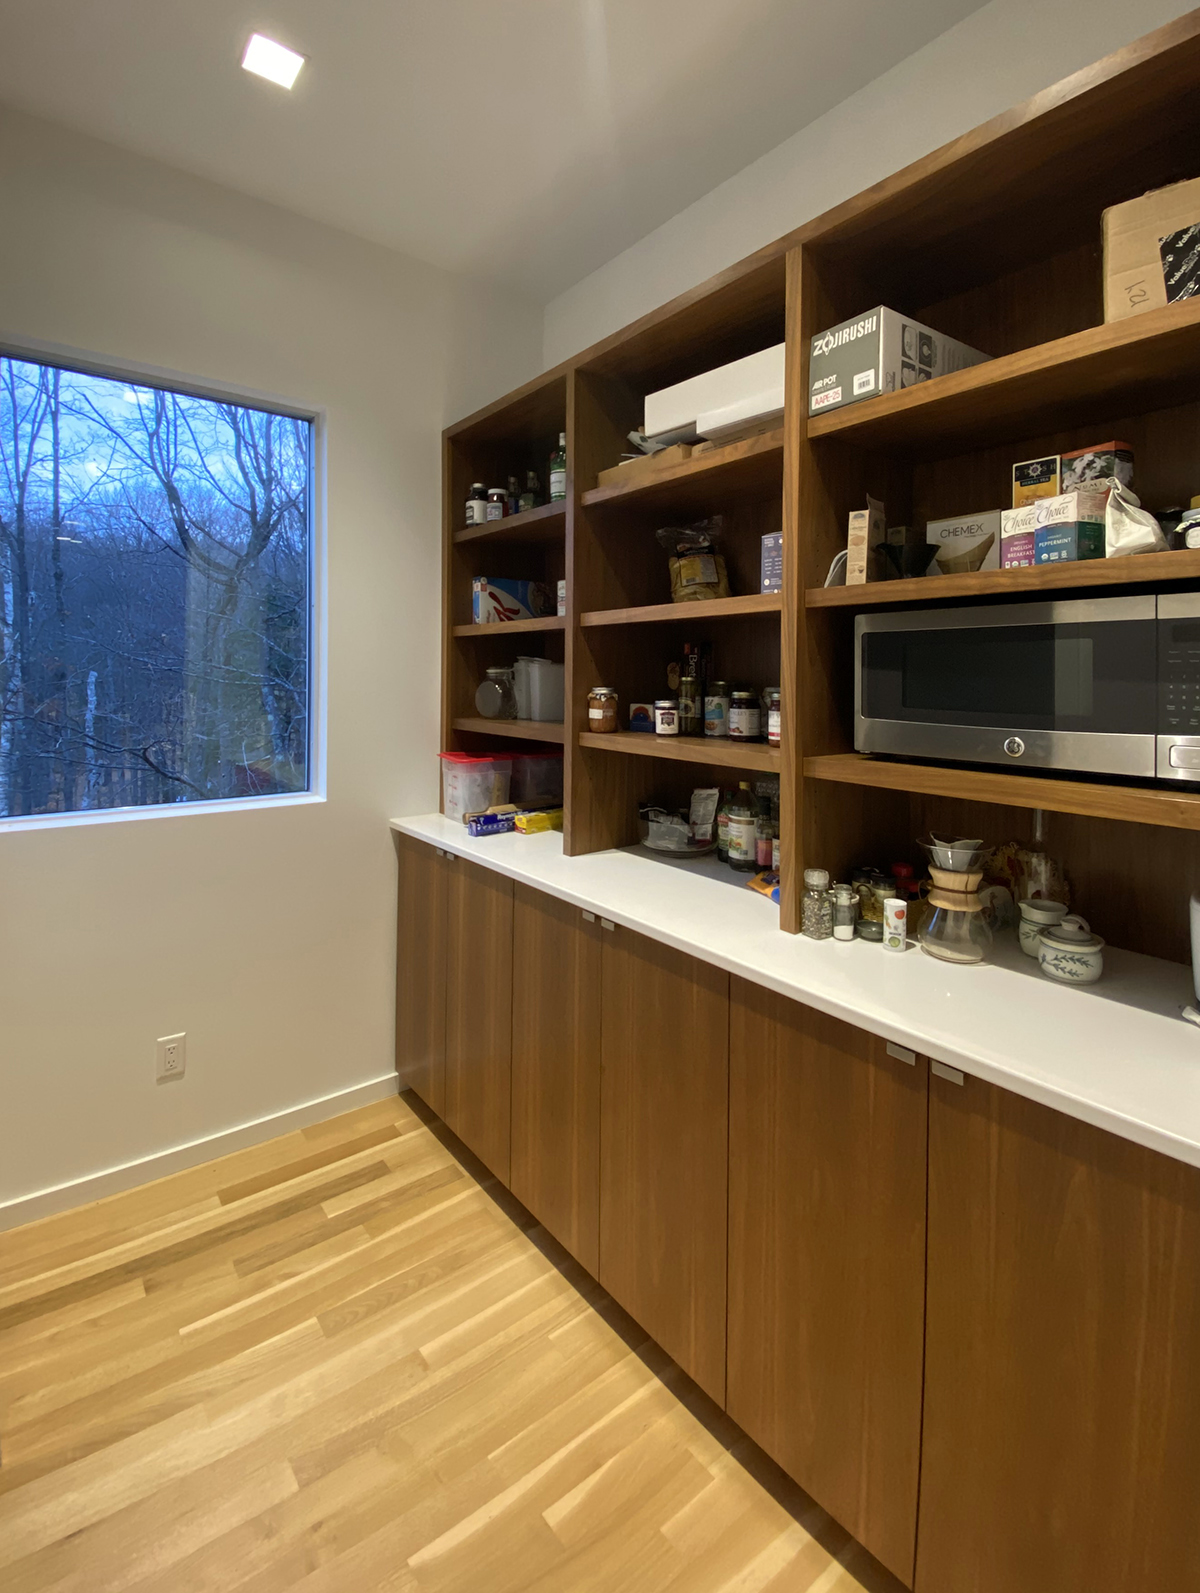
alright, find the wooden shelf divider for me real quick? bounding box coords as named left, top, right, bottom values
left=581, top=593, right=781, bottom=628
left=804, top=752, right=1200, bottom=832
left=806, top=300, right=1200, bottom=456
left=451, top=716, right=566, bottom=744
left=581, top=731, right=781, bottom=774
left=808, top=548, right=1200, bottom=608
left=451, top=616, right=566, bottom=639
left=452, top=501, right=566, bottom=546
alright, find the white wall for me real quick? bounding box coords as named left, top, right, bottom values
left=544, top=0, right=1190, bottom=365
left=0, top=106, right=542, bottom=1218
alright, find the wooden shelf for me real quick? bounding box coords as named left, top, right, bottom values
left=806, top=301, right=1200, bottom=457
left=803, top=753, right=1200, bottom=831
left=581, top=592, right=782, bottom=627
left=581, top=731, right=781, bottom=774
left=452, top=501, right=565, bottom=546
left=581, top=428, right=783, bottom=513
left=807, top=548, right=1200, bottom=608
left=451, top=616, right=565, bottom=638
left=451, top=716, right=566, bottom=744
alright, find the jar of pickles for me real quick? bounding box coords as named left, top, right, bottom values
left=728, top=691, right=761, bottom=741
left=587, top=687, right=619, bottom=733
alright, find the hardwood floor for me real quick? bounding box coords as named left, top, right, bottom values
left=0, top=1093, right=905, bottom=1593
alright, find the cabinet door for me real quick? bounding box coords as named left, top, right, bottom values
left=727, top=981, right=926, bottom=1585
left=395, top=835, right=448, bottom=1115
left=511, top=886, right=602, bottom=1274
left=918, top=1072, right=1200, bottom=1593
left=444, top=856, right=514, bottom=1182
left=599, top=927, right=729, bottom=1405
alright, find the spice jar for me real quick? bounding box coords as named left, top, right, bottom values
left=587, top=687, right=619, bottom=733
left=485, top=487, right=507, bottom=521
left=762, top=687, right=782, bottom=746
left=728, top=690, right=761, bottom=741
left=856, top=874, right=895, bottom=942
left=703, top=682, right=731, bottom=739
left=833, top=883, right=859, bottom=940
left=465, top=482, right=488, bottom=525
left=654, top=698, right=680, bottom=735
left=802, top=868, right=833, bottom=939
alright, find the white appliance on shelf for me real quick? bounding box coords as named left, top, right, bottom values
left=643, top=343, right=785, bottom=443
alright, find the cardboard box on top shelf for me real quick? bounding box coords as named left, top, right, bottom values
left=1103, top=177, right=1200, bottom=322
left=926, top=510, right=1001, bottom=576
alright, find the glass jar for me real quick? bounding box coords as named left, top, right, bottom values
left=485, top=487, right=507, bottom=521
left=728, top=691, right=761, bottom=741
left=802, top=868, right=833, bottom=939
left=654, top=698, right=679, bottom=735
left=762, top=687, right=782, bottom=746
left=678, top=676, right=704, bottom=737
left=475, top=666, right=517, bottom=719
left=703, top=682, right=731, bottom=739
left=919, top=889, right=994, bottom=965
left=587, top=686, right=619, bottom=733
left=725, top=783, right=760, bottom=872
left=832, top=883, right=859, bottom=940
left=465, top=482, right=488, bottom=525
left=856, top=874, right=895, bottom=942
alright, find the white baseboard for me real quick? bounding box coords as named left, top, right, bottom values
left=0, top=1073, right=400, bottom=1233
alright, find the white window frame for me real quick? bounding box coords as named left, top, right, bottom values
left=0, top=332, right=327, bottom=832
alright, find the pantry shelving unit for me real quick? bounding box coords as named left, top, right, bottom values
left=441, top=11, right=1200, bottom=958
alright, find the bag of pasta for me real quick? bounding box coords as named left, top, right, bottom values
left=655, top=517, right=731, bottom=603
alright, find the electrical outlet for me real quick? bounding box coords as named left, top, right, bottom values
left=156, top=1033, right=186, bottom=1083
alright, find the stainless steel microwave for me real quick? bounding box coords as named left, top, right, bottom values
left=855, top=592, right=1200, bottom=782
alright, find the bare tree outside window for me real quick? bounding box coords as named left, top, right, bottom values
left=0, top=354, right=312, bottom=818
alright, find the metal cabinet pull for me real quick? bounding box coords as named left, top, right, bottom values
left=931, top=1059, right=964, bottom=1086
left=600, top=918, right=616, bottom=932
left=887, top=1042, right=916, bottom=1066
left=582, top=910, right=596, bottom=922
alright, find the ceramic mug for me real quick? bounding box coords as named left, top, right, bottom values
left=1038, top=915, right=1104, bottom=985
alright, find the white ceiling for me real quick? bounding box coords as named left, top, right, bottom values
left=0, top=0, right=987, bottom=302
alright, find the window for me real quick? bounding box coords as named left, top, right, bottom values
left=0, top=353, right=313, bottom=819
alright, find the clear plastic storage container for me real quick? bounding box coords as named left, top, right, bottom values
left=438, top=752, right=513, bottom=823
left=514, top=657, right=565, bottom=722
left=509, top=752, right=564, bottom=809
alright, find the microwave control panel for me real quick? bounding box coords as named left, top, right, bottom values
left=1160, top=618, right=1200, bottom=735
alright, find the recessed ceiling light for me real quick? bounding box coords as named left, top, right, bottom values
left=241, top=33, right=305, bottom=90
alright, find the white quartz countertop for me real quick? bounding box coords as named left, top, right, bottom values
left=392, top=813, right=1200, bottom=1169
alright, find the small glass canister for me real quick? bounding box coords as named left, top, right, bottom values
left=587, top=686, right=619, bottom=733
left=801, top=867, right=833, bottom=940
left=857, top=875, right=896, bottom=942
left=475, top=665, right=517, bottom=719
left=654, top=698, right=680, bottom=735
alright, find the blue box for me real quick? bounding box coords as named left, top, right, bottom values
left=1034, top=520, right=1105, bottom=564
left=472, top=577, right=553, bottom=624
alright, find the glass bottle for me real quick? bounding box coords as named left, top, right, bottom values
left=465, top=482, right=488, bottom=525
left=678, top=644, right=705, bottom=736
left=802, top=868, right=833, bottom=939
left=507, top=474, right=521, bottom=516
left=716, top=790, right=733, bottom=861
left=475, top=666, right=517, bottom=719
left=549, top=433, right=567, bottom=500
left=519, top=469, right=541, bottom=513
left=832, top=883, right=858, bottom=940
left=725, top=783, right=760, bottom=872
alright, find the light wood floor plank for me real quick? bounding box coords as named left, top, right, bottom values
left=0, top=1093, right=903, bottom=1593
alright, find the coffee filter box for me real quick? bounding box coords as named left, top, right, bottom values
left=808, top=308, right=989, bottom=416
left=925, top=510, right=1001, bottom=576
